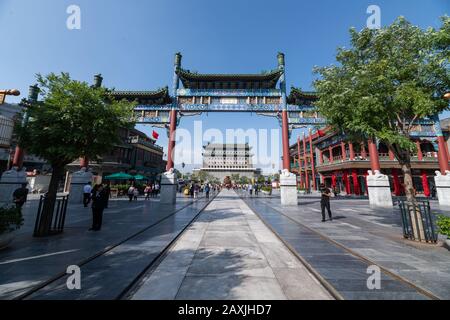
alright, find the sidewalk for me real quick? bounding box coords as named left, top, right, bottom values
left=0, top=194, right=200, bottom=299
left=131, top=189, right=333, bottom=300
left=244, top=194, right=450, bottom=299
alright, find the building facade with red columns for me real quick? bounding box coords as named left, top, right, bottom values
left=289, top=96, right=450, bottom=197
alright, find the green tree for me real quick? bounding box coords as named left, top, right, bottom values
left=239, top=176, right=249, bottom=185
left=16, top=73, right=135, bottom=236
left=257, top=175, right=266, bottom=184
left=231, top=174, right=240, bottom=183
left=314, top=17, right=449, bottom=202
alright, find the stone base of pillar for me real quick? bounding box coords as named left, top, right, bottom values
left=280, top=170, right=298, bottom=206
left=69, top=168, right=93, bottom=204
left=0, top=167, right=27, bottom=206
left=435, top=170, right=450, bottom=207
left=367, top=170, right=393, bottom=207
left=160, top=169, right=177, bottom=205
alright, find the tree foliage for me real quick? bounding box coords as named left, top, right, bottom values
left=314, top=17, right=449, bottom=154
left=17, top=72, right=135, bottom=167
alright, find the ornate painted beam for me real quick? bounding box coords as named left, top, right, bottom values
left=134, top=103, right=317, bottom=113
left=177, top=88, right=282, bottom=97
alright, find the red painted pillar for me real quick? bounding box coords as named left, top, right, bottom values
left=416, top=141, right=423, bottom=161
left=329, top=146, right=334, bottom=163
left=352, top=169, right=361, bottom=195
left=343, top=171, right=351, bottom=195
left=388, top=150, right=395, bottom=161
left=437, top=136, right=450, bottom=174
left=368, top=139, right=381, bottom=171
left=392, top=169, right=402, bottom=196
left=297, top=138, right=303, bottom=187
left=80, top=157, right=89, bottom=168
left=281, top=110, right=291, bottom=171
left=12, top=146, right=25, bottom=169
left=331, top=172, right=337, bottom=189
left=309, top=130, right=317, bottom=191
left=349, top=143, right=355, bottom=160
left=421, top=170, right=430, bottom=197
left=303, top=134, right=309, bottom=190
left=166, top=109, right=177, bottom=171
left=341, top=142, right=346, bottom=161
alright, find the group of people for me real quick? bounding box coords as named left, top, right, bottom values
left=127, top=184, right=160, bottom=202
left=182, top=183, right=220, bottom=199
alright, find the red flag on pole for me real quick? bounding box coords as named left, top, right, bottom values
left=152, top=130, right=159, bottom=140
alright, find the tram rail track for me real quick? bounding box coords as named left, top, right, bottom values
left=239, top=193, right=441, bottom=300
left=13, top=192, right=219, bottom=300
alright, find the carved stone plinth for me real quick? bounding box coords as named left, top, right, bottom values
left=280, top=169, right=298, bottom=206
left=160, top=169, right=177, bottom=205
left=435, top=170, right=450, bottom=207
left=69, top=168, right=93, bottom=204
left=367, top=170, right=393, bottom=207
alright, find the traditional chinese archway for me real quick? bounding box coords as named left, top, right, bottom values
left=111, top=53, right=326, bottom=204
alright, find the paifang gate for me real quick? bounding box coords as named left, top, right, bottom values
left=109, top=53, right=327, bottom=204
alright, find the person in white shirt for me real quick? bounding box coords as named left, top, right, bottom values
left=83, top=183, right=93, bottom=207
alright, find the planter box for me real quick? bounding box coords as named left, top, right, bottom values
left=298, top=191, right=306, bottom=195
left=261, top=190, right=272, bottom=196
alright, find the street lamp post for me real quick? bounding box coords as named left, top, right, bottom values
left=0, top=89, right=20, bottom=104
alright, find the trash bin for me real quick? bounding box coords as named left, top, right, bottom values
left=398, top=199, right=437, bottom=243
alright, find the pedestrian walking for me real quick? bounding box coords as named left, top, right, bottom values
left=13, top=183, right=29, bottom=209
left=248, top=184, right=253, bottom=196
left=83, top=182, right=92, bottom=207
left=133, top=187, right=139, bottom=201
left=205, top=183, right=210, bottom=199
left=127, top=186, right=135, bottom=202
left=254, top=184, right=259, bottom=196
left=90, top=184, right=108, bottom=231
left=319, top=183, right=333, bottom=222
left=144, top=185, right=152, bottom=200
left=194, top=183, right=199, bottom=199
left=154, top=183, right=160, bottom=197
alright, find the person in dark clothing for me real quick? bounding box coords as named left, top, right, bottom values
left=205, top=184, right=210, bottom=199
left=104, top=183, right=111, bottom=208
left=319, top=183, right=333, bottom=222
left=431, top=185, right=437, bottom=198
left=90, top=184, right=108, bottom=231
left=13, top=183, right=29, bottom=209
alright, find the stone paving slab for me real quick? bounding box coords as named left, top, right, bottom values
left=243, top=196, right=432, bottom=300
left=0, top=195, right=201, bottom=300
left=132, top=190, right=333, bottom=300
left=259, top=195, right=450, bottom=299
left=25, top=198, right=212, bottom=300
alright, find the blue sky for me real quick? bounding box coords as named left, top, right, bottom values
left=1, top=0, right=448, bottom=173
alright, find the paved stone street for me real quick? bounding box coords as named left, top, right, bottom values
left=1, top=188, right=449, bottom=300
left=131, top=189, right=333, bottom=300
left=0, top=193, right=208, bottom=299
left=243, top=191, right=450, bottom=300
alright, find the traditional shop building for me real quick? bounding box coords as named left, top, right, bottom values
left=289, top=91, right=450, bottom=197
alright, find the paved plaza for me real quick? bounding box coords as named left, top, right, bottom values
left=131, top=189, right=332, bottom=300
left=0, top=189, right=449, bottom=300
